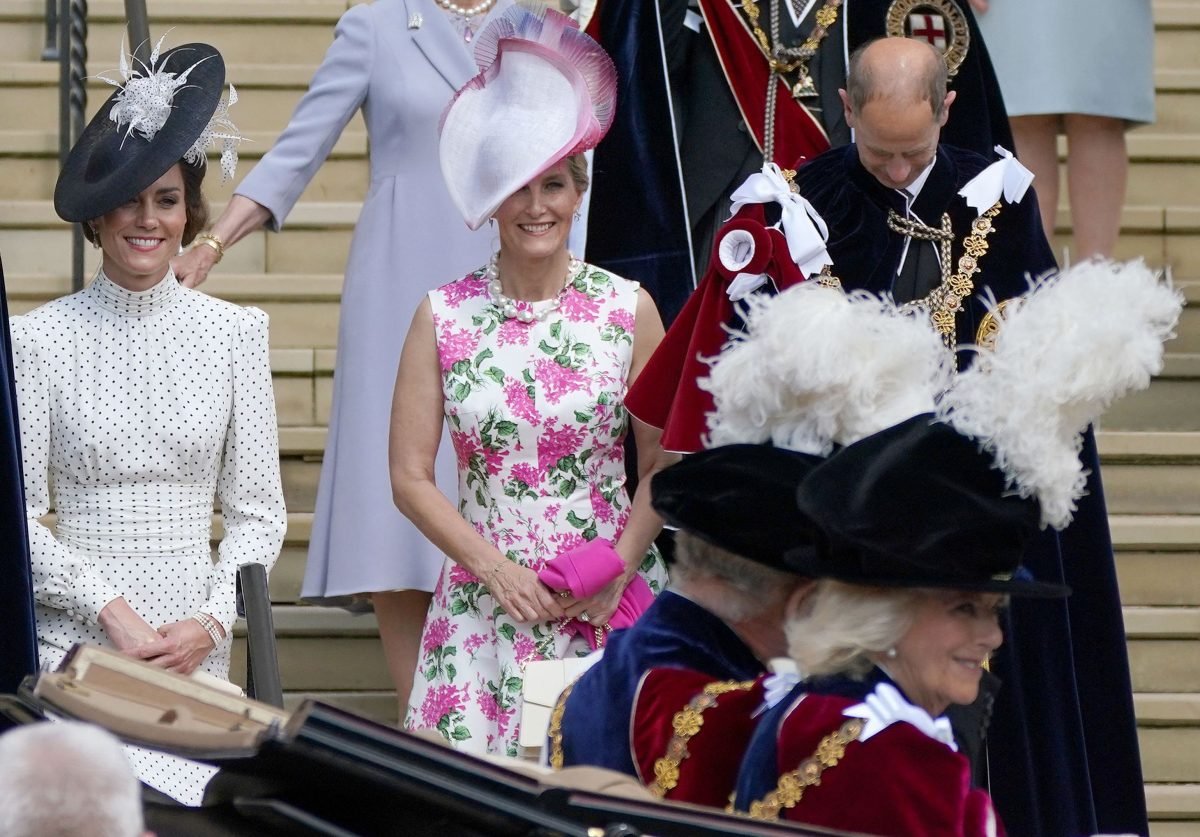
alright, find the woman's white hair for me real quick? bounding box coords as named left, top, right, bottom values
left=672, top=530, right=804, bottom=623
left=785, top=579, right=925, bottom=678
left=0, top=721, right=145, bottom=837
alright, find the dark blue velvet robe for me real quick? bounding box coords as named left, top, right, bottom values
left=585, top=0, right=695, bottom=326
left=556, top=590, right=765, bottom=775
left=0, top=253, right=37, bottom=701
left=798, top=145, right=1148, bottom=835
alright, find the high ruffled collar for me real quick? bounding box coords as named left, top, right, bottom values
left=88, top=267, right=182, bottom=318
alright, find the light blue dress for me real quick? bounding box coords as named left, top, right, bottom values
left=976, top=0, right=1154, bottom=124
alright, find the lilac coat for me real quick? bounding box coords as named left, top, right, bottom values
left=237, top=0, right=510, bottom=600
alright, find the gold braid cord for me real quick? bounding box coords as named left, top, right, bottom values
left=547, top=679, right=578, bottom=770
left=647, top=679, right=757, bottom=798
left=745, top=717, right=864, bottom=820
left=895, top=202, right=1004, bottom=351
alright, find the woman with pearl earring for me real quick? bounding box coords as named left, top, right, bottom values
left=389, top=3, right=669, bottom=756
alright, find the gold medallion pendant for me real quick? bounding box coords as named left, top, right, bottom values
left=884, top=0, right=970, bottom=78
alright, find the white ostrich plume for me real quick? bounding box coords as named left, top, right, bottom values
left=939, top=259, right=1182, bottom=529
left=701, top=282, right=953, bottom=455
left=99, top=34, right=242, bottom=182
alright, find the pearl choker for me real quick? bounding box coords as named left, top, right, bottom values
left=434, top=0, right=496, bottom=18
left=486, top=252, right=582, bottom=324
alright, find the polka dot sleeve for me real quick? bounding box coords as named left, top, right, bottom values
left=206, top=306, right=287, bottom=632
left=10, top=315, right=121, bottom=624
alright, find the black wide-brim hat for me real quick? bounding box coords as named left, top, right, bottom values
left=786, top=416, right=1070, bottom=598
left=54, top=42, right=225, bottom=223
left=651, top=444, right=825, bottom=572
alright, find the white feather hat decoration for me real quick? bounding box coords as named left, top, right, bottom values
left=701, top=281, right=953, bottom=455
left=938, top=259, right=1183, bottom=529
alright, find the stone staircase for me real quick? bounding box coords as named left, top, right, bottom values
left=2, top=0, right=1198, bottom=831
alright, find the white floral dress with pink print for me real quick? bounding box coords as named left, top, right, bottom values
left=404, top=262, right=668, bottom=757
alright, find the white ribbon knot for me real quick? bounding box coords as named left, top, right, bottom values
left=729, top=163, right=833, bottom=277
left=842, top=682, right=958, bottom=751
left=958, top=145, right=1035, bottom=217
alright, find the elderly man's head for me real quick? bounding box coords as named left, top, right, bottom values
left=0, top=722, right=149, bottom=837
left=840, top=37, right=957, bottom=190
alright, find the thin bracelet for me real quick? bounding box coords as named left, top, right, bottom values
left=193, top=232, right=225, bottom=263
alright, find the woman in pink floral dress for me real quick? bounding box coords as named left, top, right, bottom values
left=388, top=6, right=671, bottom=756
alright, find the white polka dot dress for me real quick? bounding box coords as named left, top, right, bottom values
left=10, top=268, right=286, bottom=805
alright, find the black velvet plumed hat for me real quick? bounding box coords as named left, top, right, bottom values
left=786, top=416, right=1065, bottom=597
left=651, top=444, right=824, bottom=572
left=695, top=260, right=1181, bottom=603
left=54, top=41, right=228, bottom=223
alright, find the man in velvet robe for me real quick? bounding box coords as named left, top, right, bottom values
left=629, top=36, right=1147, bottom=837
left=549, top=446, right=818, bottom=798
left=662, top=0, right=1012, bottom=274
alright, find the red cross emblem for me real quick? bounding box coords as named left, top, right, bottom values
left=908, top=13, right=948, bottom=50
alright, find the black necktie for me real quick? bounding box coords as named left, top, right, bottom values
left=894, top=191, right=943, bottom=304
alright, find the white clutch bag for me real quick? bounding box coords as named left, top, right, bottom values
left=518, top=652, right=603, bottom=753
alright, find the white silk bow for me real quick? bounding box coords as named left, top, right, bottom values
left=958, top=145, right=1035, bottom=216
left=729, top=163, right=833, bottom=276
left=842, top=682, right=958, bottom=751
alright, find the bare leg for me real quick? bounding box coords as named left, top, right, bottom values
left=1064, top=114, right=1128, bottom=259
left=1010, top=114, right=1061, bottom=245
left=373, top=589, right=433, bottom=722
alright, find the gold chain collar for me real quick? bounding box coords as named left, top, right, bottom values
left=647, top=679, right=757, bottom=798
left=890, top=202, right=1004, bottom=351
left=740, top=0, right=843, bottom=160
left=743, top=717, right=864, bottom=820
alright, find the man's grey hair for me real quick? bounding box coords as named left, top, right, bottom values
left=0, top=722, right=145, bottom=837
left=671, top=530, right=806, bottom=623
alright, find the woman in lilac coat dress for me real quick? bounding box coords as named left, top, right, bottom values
left=173, top=0, right=511, bottom=713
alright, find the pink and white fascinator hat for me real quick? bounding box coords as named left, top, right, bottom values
left=438, top=1, right=617, bottom=230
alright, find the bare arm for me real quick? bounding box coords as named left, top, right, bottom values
left=388, top=300, right=564, bottom=623
left=613, top=289, right=674, bottom=572
left=173, top=195, right=273, bottom=288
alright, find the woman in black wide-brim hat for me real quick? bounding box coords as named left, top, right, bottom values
left=645, top=266, right=1179, bottom=835
left=11, top=38, right=284, bottom=805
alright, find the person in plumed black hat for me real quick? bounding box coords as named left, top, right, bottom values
left=549, top=443, right=820, bottom=806
left=10, top=36, right=284, bottom=805
left=700, top=263, right=1179, bottom=834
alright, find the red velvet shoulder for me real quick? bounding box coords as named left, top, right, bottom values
left=630, top=667, right=764, bottom=808
left=757, top=693, right=1001, bottom=836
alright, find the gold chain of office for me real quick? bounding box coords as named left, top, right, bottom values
left=741, top=0, right=842, bottom=160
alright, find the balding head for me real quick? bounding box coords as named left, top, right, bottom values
left=846, top=37, right=951, bottom=120
left=838, top=38, right=957, bottom=190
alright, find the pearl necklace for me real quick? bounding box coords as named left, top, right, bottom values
left=434, top=0, right=495, bottom=19
left=486, top=252, right=582, bottom=324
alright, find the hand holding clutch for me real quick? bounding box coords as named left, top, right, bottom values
left=538, top=539, right=655, bottom=649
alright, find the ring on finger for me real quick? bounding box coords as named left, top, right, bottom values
left=580, top=611, right=591, bottom=623
left=558, top=590, right=571, bottom=599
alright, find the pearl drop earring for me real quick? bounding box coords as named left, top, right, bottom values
left=885, top=647, right=898, bottom=659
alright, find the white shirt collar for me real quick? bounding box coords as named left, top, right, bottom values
left=897, top=158, right=937, bottom=209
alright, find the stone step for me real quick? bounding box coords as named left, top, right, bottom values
left=1148, top=784, right=1200, bottom=825
left=1126, top=607, right=1200, bottom=694
left=1100, top=432, right=1200, bottom=515
left=1118, top=552, right=1200, bottom=607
